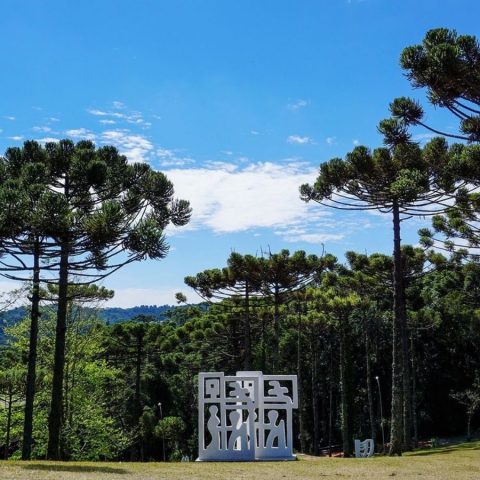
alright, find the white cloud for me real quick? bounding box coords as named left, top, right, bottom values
left=8, top=136, right=23, bottom=141
left=47, top=117, right=60, bottom=122
left=250, top=130, right=260, bottom=135
left=282, top=232, right=344, bottom=244
left=87, top=104, right=149, bottom=127
left=326, top=136, right=337, bottom=145
left=3, top=116, right=16, bottom=121
left=287, top=135, right=314, bottom=145
left=65, top=128, right=96, bottom=140
left=99, top=119, right=116, bottom=125
left=288, top=99, right=309, bottom=111
left=32, top=126, right=52, bottom=133
left=412, top=133, right=436, bottom=142
left=353, top=139, right=360, bottom=146
left=37, top=137, right=59, bottom=144
left=156, top=147, right=194, bottom=167
left=100, top=130, right=154, bottom=163
left=164, top=162, right=335, bottom=238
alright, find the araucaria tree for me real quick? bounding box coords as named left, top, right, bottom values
left=300, top=123, right=459, bottom=454
left=1, top=139, right=191, bottom=460
left=392, top=28, right=480, bottom=142
left=185, top=250, right=330, bottom=372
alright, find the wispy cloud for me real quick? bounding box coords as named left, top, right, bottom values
left=412, top=133, right=437, bottom=143
left=156, top=147, right=194, bottom=167
left=281, top=232, right=344, bottom=244
left=250, top=130, right=260, bottom=135
left=64, top=128, right=96, bottom=140
left=37, top=137, right=60, bottom=144
left=287, top=99, right=309, bottom=111
left=100, top=130, right=154, bottom=163
left=353, top=139, right=360, bottom=146
left=87, top=102, right=150, bottom=128
left=99, top=119, right=116, bottom=125
left=3, top=116, right=16, bottom=121
left=32, top=126, right=52, bottom=133
left=326, top=136, right=337, bottom=145
left=287, top=135, right=314, bottom=145
left=8, top=135, right=23, bottom=141
left=162, top=161, right=361, bottom=248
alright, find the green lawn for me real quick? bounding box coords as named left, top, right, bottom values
left=1, top=441, right=479, bottom=480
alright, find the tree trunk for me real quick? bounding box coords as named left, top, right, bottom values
left=47, top=239, right=69, bottom=460
left=339, top=316, right=353, bottom=457
left=410, top=332, right=418, bottom=448
left=4, top=386, right=13, bottom=460
left=135, top=333, right=144, bottom=460
left=22, top=239, right=41, bottom=460
left=297, top=311, right=305, bottom=453
left=311, top=334, right=319, bottom=455
left=365, top=319, right=376, bottom=444
left=244, top=281, right=252, bottom=370
left=401, top=312, right=412, bottom=450
left=467, top=413, right=472, bottom=441
left=261, top=312, right=266, bottom=372
left=272, top=284, right=280, bottom=371
left=389, top=200, right=404, bottom=456
left=328, top=342, right=333, bottom=457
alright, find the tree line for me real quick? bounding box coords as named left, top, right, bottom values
left=0, top=27, right=480, bottom=460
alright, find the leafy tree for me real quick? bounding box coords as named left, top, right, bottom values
left=450, top=374, right=480, bottom=441
left=0, top=141, right=56, bottom=459
left=105, top=316, right=164, bottom=460
left=0, top=349, right=24, bottom=459
left=155, top=416, right=186, bottom=460
left=300, top=126, right=458, bottom=454
left=15, top=139, right=191, bottom=460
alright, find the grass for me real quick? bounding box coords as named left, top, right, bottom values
left=0, top=441, right=479, bottom=480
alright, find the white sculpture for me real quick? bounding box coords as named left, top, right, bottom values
left=197, top=371, right=298, bottom=461
left=354, top=438, right=375, bottom=458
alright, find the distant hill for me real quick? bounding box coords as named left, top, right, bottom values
left=98, top=304, right=174, bottom=324
left=0, top=304, right=177, bottom=343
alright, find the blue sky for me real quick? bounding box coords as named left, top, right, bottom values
left=1, top=0, right=478, bottom=306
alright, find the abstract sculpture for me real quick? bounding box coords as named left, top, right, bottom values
left=197, top=371, right=298, bottom=461
left=354, top=438, right=375, bottom=458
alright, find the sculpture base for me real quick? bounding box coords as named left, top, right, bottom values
left=196, top=455, right=297, bottom=462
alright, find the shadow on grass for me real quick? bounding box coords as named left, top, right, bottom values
left=22, top=464, right=128, bottom=474
left=408, top=441, right=480, bottom=457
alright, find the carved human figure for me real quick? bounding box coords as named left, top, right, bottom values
left=206, top=405, right=221, bottom=451
left=265, top=410, right=286, bottom=449
left=229, top=383, right=253, bottom=405
left=227, top=410, right=248, bottom=451
left=267, top=381, right=292, bottom=404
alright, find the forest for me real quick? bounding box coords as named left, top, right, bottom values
left=0, top=27, right=480, bottom=462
